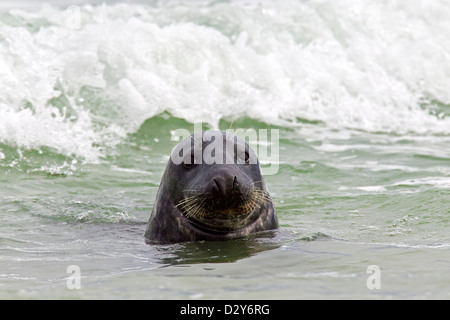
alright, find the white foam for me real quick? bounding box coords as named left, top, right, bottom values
left=1, top=0, right=449, bottom=160
left=355, top=186, right=387, bottom=192
left=393, top=177, right=450, bottom=189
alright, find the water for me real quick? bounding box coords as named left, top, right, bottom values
left=1, top=0, right=449, bottom=299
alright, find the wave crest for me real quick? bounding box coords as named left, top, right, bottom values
left=1, top=0, right=449, bottom=160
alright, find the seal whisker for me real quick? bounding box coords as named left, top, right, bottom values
left=249, top=198, right=261, bottom=210
left=177, top=194, right=210, bottom=219
left=177, top=197, right=197, bottom=206
left=198, top=205, right=208, bottom=219
left=184, top=200, right=202, bottom=218
left=191, top=200, right=204, bottom=218
left=192, top=201, right=207, bottom=219
left=179, top=203, right=197, bottom=217
left=176, top=196, right=204, bottom=214
left=175, top=197, right=197, bottom=208
left=176, top=198, right=192, bottom=207
left=250, top=189, right=271, bottom=206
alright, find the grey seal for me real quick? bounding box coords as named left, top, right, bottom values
left=144, top=130, right=278, bottom=243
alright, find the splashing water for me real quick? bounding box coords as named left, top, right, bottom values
left=1, top=0, right=449, bottom=161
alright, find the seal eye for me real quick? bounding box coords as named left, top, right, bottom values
left=237, top=151, right=251, bottom=165
left=182, top=154, right=196, bottom=169
left=243, top=151, right=250, bottom=164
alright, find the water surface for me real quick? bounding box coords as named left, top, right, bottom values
left=1, top=0, right=449, bottom=299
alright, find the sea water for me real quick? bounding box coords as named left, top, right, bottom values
left=0, top=0, right=449, bottom=299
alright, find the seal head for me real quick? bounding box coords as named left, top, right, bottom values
left=145, top=131, right=278, bottom=243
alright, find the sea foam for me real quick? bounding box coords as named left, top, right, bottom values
left=1, top=0, right=449, bottom=160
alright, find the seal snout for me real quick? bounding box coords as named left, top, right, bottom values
left=212, top=175, right=239, bottom=199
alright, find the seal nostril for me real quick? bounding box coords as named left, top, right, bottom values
left=233, top=176, right=238, bottom=191
left=212, top=178, right=222, bottom=196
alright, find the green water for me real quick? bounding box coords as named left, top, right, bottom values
left=1, top=115, right=449, bottom=299
left=1, top=0, right=450, bottom=300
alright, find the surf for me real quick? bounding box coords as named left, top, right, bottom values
left=0, top=0, right=449, bottom=163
